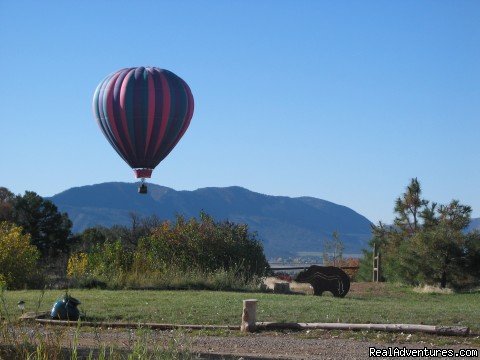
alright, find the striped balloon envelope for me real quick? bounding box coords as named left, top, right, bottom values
left=92, top=67, right=194, bottom=192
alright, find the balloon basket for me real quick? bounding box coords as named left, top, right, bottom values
left=138, top=183, right=148, bottom=194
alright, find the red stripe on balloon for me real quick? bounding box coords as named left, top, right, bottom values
left=133, top=67, right=145, bottom=160
left=145, top=69, right=156, bottom=157
left=119, top=69, right=136, bottom=156
left=106, top=72, right=128, bottom=156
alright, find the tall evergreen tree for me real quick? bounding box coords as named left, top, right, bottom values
left=393, top=178, right=429, bottom=234
left=361, top=179, right=480, bottom=289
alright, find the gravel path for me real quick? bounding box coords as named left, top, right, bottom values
left=150, top=332, right=480, bottom=359
left=48, top=328, right=480, bottom=359
left=192, top=333, right=385, bottom=359
left=2, top=324, right=479, bottom=359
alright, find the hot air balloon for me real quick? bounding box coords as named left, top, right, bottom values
left=92, top=67, right=194, bottom=194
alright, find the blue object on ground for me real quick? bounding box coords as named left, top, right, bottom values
left=50, top=295, right=81, bottom=320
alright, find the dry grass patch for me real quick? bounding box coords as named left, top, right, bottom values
left=413, top=285, right=454, bottom=294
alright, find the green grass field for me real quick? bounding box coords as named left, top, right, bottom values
left=2, top=283, right=479, bottom=333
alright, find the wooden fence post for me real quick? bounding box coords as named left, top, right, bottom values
left=241, top=299, right=257, bottom=332
left=373, top=243, right=380, bottom=282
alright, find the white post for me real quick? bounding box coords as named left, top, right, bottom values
left=241, top=299, right=257, bottom=332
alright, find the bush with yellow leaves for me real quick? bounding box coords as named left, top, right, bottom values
left=0, top=221, right=40, bottom=289
left=66, top=252, right=89, bottom=279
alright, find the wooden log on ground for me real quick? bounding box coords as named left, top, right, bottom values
left=255, top=322, right=470, bottom=336
left=19, top=311, right=49, bottom=320
left=35, top=319, right=239, bottom=330
left=240, top=299, right=257, bottom=333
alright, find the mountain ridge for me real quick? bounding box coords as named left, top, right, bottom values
left=467, top=218, right=480, bottom=232
left=48, top=182, right=374, bottom=257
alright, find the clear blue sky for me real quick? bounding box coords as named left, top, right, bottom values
left=1, top=1, right=479, bottom=224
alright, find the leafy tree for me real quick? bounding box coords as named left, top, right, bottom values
left=0, top=221, right=40, bottom=289
left=74, top=214, right=163, bottom=252
left=72, top=226, right=107, bottom=252
left=322, top=231, right=344, bottom=266
left=11, top=191, right=72, bottom=256
left=123, top=212, right=162, bottom=247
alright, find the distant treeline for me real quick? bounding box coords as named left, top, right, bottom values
left=0, top=186, right=269, bottom=290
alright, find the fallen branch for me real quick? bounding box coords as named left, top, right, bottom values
left=256, top=322, right=470, bottom=336
left=35, top=318, right=239, bottom=331
left=36, top=318, right=470, bottom=336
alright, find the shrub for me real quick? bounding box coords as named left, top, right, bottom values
left=0, top=221, right=40, bottom=289
left=67, top=252, right=88, bottom=279
left=133, top=213, right=269, bottom=279
left=67, top=213, right=269, bottom=290
left=0, top=274, right=6, bottom=289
